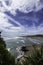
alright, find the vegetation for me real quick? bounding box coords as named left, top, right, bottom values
left=16, top=44, right=43, bottom=65
left=0, top=32, right=43, bottom=65
left=0, top=32, right=15, bottom=65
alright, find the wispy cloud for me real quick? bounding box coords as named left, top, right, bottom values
left=0, top=0, right=43, bottom=13
left=0, top=0, right=43, bottom=39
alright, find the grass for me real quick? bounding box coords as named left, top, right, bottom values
left=16, top=44, right=43, bottom=65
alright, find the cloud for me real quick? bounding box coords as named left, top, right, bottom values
left=0, top=12, right=13, bottom=30
left=0, top=11, right=23, bottom=29
left=23, top=23, right=43, bottom=35
left=12, top=0, right=43, bottom=13
left=0, top=10, right=24, bottom=39
left=0, top=0, right=43, bottom=40
left=2, top=23, right=43, bottom=40
left=0, top=0, right=43, bottom=14
left=0, top=12, right=24, bottom=38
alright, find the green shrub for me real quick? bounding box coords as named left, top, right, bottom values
left=0, top=32, right=15, bottom=65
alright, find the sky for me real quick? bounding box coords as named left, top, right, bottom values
left=0, top=0, right=43, bottom=39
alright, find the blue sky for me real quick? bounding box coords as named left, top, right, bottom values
left=0, top=0, right=43, bottom=40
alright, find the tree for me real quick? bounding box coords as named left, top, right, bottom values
left=0, top=32, right=15, bottom=65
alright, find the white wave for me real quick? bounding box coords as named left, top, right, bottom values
left=16, top=46, right=24, bottom=59
left=7, top=48, right=11, bottom=51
